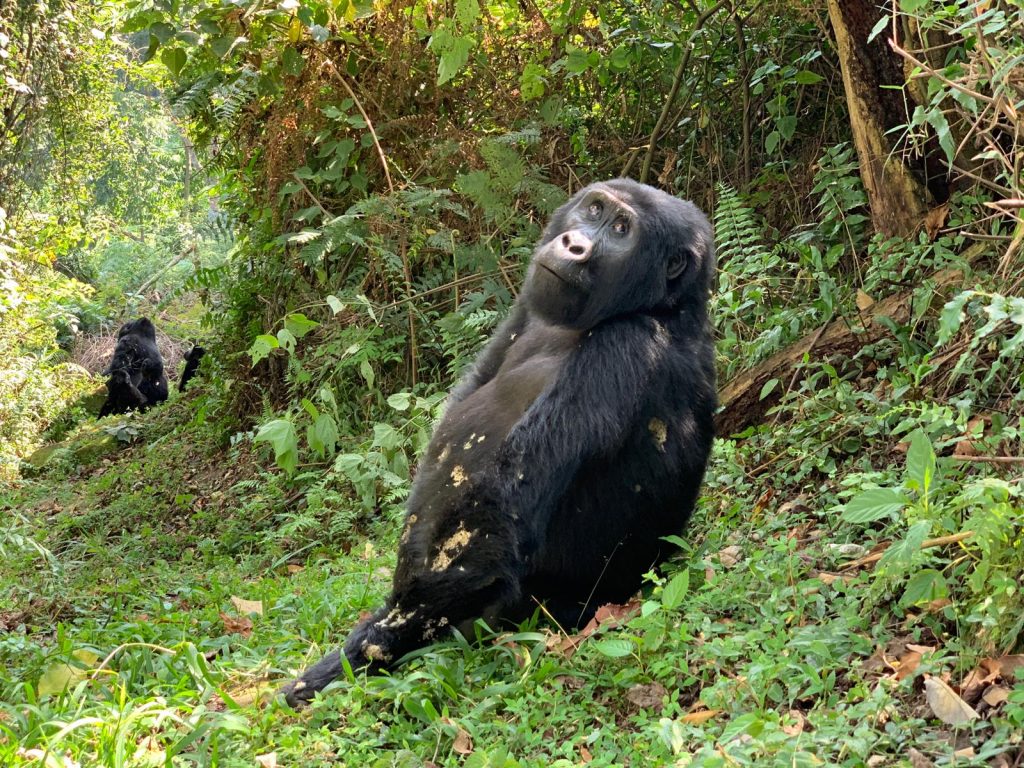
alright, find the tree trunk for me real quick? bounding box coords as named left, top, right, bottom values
left=827, top=0, right=933, bottom=238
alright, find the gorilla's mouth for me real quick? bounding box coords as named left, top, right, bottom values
left=539, top=263, right=566, bottom=282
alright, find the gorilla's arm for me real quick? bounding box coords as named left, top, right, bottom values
left=447, top=303, right=530, bottom=405
left=500, top=315, right=670, bottom=535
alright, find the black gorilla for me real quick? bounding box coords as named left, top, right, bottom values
left=178, top=345, right=205, bottom=392
left=283, top=179, right=716, bottom=705
left=97, top=318, right=169, bottom=417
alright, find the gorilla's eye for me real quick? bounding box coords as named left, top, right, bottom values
left=588, top=201, right=603, bottom=218
left=612, top=218, right=630, bottom=236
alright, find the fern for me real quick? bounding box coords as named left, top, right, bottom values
left=714, top=183, right=769, bottom=267
left=213, top=67, right=260, bottom=125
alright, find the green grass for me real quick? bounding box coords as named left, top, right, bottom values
left=2, top=400, right=1022, bottom=767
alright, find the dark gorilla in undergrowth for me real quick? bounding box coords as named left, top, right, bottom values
left=283, top=179, right=716, bottom=706
left=98, top=317, right=169, bottom=417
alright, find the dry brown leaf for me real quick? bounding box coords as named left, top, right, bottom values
left=953, top=747, right=975, bottom=759
left=680, top=709, right=721, bottom=725
left=219, top=612, right=253, bottom=638
left=286, top=564, right=304, bottom=575
left=982, top=684, right=1010, bottom=708
left=907, top=747, right=935, bottom=768
left=550, top=599, right=641, bottom=659
left=229, top=596, right=263, bottom=616
left=362, top=541, right=374, bottom=560
left=255, top=753, right=277, bottom=768
left=452, top=728, right=473, bottom=755
left=856, top=289, right=876, bottom=311
left=782, top=709, right=807, bottom=736
left=923, top=203, right=950, bottom=240
left=579, top=745, right=593, bottom=763
left=924, top=675, right=980, bottom=725
left=893, top=650, right=922, bottom=682
left=960, top=657, right=1002, bottom=703
left=817, top=571, right=855, bottom=586
left=554, top=675, right=585, bottom=691
left=717, top=545, right=742, bottom=567
left=866, top=756, right=885, bottom=767
left=998, top=654, right=1024, bottom=680
left=625, top=682, right=668, bottom=710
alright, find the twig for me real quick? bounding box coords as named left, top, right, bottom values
left=639, top=0, right=732, bottom=184
left=291, top=173, right=334, bottom=217
left=323, top=59, right=394, bottom=194
left=950, top=455, right=1024, bottom=464
left=840, top=531, right=974, bottom=571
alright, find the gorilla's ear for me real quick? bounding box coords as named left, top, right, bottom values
left=667, top=249, right=687, bottom=280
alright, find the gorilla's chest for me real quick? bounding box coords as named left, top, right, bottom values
left=435, top=321, right=580, bottom=453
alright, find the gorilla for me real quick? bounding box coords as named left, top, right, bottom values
left=282, top=178, right=716, bottom=706
left=97, top=318, right=169, bottom=417
left=178, top=345, right=205, bottom=392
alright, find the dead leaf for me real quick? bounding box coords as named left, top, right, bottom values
left=867, top=756, right=885, bottom=767
left=362, top=541, right=374, bottom=560
left=953, top=747, right=975, bottom=759
left=907, top=747, right=935, bottom=768
left=782, top=709, right=807, bottom=736
left=717, top=545, right=742, bottom=567
left=550, top=599, right=641, bottom=659
left=856, top=289, right=876, bottom=311
left=817, top=571, right=855, bottom=586
left=680, top=709, right=721, bottom=725
left=579, top=745, right=593, bottom=763
left=923, top=203, right=950, bottom=240
left=219, top=612, right=253, bottom=638
left=960, top=657, right=1001, bottom=703
left=625, top=682, right=668, bottom=710
left=554, top=675, right=585, bottom=691
left=997, top=654, right=1024, bottom=680
left=981, top=684, right=1010, bottom=708
left=924, top=675, right=980, bottom=725
left=893, top=649, right=922, bottom=682
left=452, top=727, right=473, bottom=755
left=229, top=596, right=263, bottom=616
left=286, top=564, right=304, bottom=575
left=255, top=753, right=277, bottom=768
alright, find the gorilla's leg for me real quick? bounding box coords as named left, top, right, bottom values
left=282, top=563, right=518, bottom=706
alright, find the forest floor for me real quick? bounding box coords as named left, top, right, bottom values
left=1, top=387, right=1022, bottom=768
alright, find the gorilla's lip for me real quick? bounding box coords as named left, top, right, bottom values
left=539, top=262, right=580, bottom=286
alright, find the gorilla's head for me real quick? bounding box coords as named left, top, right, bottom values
left=523, top=179, right=714, bottom=330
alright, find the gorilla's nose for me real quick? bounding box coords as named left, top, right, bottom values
left=559, top=231, right=592, bottom=262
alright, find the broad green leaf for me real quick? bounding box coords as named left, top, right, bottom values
left=901, top=568, right=949, bottom=606
left=161, top=47, right=187, bottom=76
left=794, top=70, right=823, bottom=85
left=387, top=392, right=412, bottom=411
left=565, top=46, right=591, bottom=75
left=455, top=0, right=479, bottom=28
left=254, top=418, right=299, bottom=475
left=249, top=334, right=279, bottom=366
left=519, top=62, right=547, bottom=101
left=878, top=520, right=931, bottom=572
left=842, top=487, right=908, bottom=523
left=925, top=108, right=956, bottom=166
left=661, top=571, right=690, bottom=611
left=284, top=312, right=319, bottom=338
left=592, top=637, right=634, bottom=658
left=360, top=359, right=375, bottom=388
left=937, top=291, right=972, bottom=345
left=276, top=327, right=297, bottom=353
left=905, top=429, right=936, bottom=496
left=325, top=294, right=346, bottom=314
left=759, top=378, right=779, bottom=400
left=308, top=414, right=339, bottom=458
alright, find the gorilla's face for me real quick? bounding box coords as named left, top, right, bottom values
left=523, top=179, right=707, bottom=330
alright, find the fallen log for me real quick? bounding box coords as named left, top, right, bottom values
left=715, top=249, right=985, bottom=437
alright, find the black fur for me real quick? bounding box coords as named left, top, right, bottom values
left=282, top=179, right=716, bottom=705
left=178, top=345, right=205, bottom=392
left=98, top=318, right=169, bottom=417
